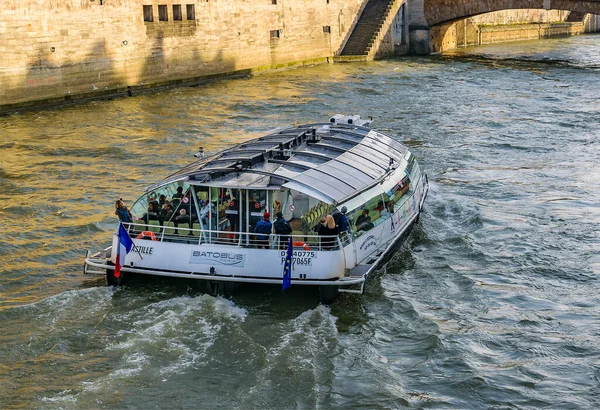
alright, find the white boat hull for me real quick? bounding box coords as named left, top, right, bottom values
left=85, top=179, right=427, bottom=290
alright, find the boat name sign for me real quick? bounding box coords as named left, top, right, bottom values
left=132, top=245, right=154, bottom=257
left=359, top=235, right=378, bottom=252
left=190, top=251, right=247, bottom=267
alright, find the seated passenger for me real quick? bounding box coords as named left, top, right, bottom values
left=174, top=209, right=191, bottom=234
left=149, top=195, right=160, bottom=213
left=356, top=209, right=374, bottom=231
left=141, top=203, right=160, bottom=224
left=160, top=200, right=174, bottom=221
left=374, top=200, right=385, bottom=212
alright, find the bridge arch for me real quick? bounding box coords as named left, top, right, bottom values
left=424, top=0, right=600, bottom=26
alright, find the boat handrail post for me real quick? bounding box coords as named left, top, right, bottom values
left=336, top=235, right=343, bottom=251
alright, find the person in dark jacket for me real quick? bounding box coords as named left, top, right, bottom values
left=356, top=209, right=374, bottom=231
left=273, top=211, right=292, bottom=248
left=332, top=206, right=349, bottom=232
left=174, top=208, right=191, bottom=234
left=318, top=214, right=340, bottom=250
left=141, top=202, right=159, bottom=225
left=171, top=186, right=184, bottom=211
left=253, top=212, right=272, bottom=248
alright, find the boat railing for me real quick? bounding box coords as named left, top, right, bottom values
left=121, top=222, right=346, bottom=251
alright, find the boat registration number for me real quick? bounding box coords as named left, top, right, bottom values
left=280, top=250, right=316, bottom=266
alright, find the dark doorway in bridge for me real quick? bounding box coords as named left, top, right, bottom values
left=393, top=4, right=407, bottom=54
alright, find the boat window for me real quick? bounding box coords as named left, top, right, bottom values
left=347, top=190, right=388, bottom=237
left=129, top=181, right=192, bottom=225
left=170, top=186, right=195, bottom=231
left=390, top=161, right=420, bottom=212
left=214, top=188, right=236, bottom=237
left=248, top=189, right=268, bottom=232
left=194, top=186, right=214, bottom=230
left=271, top=189, right=292, bottom=220
left=223, top=189, right=240, bottom=234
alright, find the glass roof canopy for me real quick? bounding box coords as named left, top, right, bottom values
left=149, top=122, right=410, bottom=205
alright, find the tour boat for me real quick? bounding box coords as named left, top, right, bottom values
left=84, top=115, right=428, bottom=303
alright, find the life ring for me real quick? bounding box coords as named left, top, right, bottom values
left=293, top=241, right=310, bottom=251
left=136, top=231, right=157, bottom=241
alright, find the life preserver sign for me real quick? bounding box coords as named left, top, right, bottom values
left=254, top=202, right=260, bottom=209
left=289, top=204, right=296, bottom=212
left=182, top=197, right=189, bottom=204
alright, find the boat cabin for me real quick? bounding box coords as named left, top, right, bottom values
left=125, top=115, right=422, bottom=250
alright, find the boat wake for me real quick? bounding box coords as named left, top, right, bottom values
left=36, top=293, right=247, bottom=407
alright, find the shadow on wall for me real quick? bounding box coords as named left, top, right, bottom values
left=16, top=39, right=117, bottom=108
left=139, top=28, right=244, bottom=89
left=4, top=33, right=245, bottom=113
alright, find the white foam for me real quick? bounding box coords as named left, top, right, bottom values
left=236, top=305, right=340, bottom=406
left=68, top=294, right=246, bottom=399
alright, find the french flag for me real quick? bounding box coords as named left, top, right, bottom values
left=115, top=223, right=133, bottom=279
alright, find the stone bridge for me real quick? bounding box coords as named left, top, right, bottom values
left=409, top=0, right=600, bottom=53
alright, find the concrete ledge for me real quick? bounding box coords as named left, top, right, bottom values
left=333, top=55, right=370, bottom=63
left=0, top=57, right=331, bottom=116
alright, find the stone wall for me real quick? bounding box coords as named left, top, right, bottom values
left=0, top=0, right=364, bottom=112
left=430, top=9, right=596, bottom=52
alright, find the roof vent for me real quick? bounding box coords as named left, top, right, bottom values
left=307, top=128, right=322, bottom=144
left=329, top=114, right=372, bottom=127
left=330, top=114, right=360, bottom=124
left=274, top=148, right=293, bottom=160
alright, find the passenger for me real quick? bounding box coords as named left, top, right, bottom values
left=173, top=186, right=184, bottom=200
left=253, top=211, right=272, bottom=249
left=199, top=200, right=214, bottom=229
left=174, top=208, right=191, bottom=234
left=158, top=194, right=167, bottom=208
left=356, top=209, right=374, bottom=231
left=114, top=199, right=133, bottom=224
left=160, top=199, right=173, bottom=219
left=172, top=186, right=184, bottom=210
left=273, top=211, right=292, bottom=248
left=149, top=194, right=160, bottom=213
left=332, top=206, right=349, bottom=232
left=141, top=202, right=159, bottom=224
left=374, top=200, right=385, bottom=212
left=318, top=214, right=339, bottom=250
left=175, top=208, right=190, bottom=223
left=181, top=194, right=197, bottom=222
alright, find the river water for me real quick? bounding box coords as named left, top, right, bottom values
left=1, top=34, right=599, bottom=409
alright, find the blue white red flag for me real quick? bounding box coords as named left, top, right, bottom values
left=115, top=223, right=133, bottom=280
left=282, top=237, right=292, bottom=290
